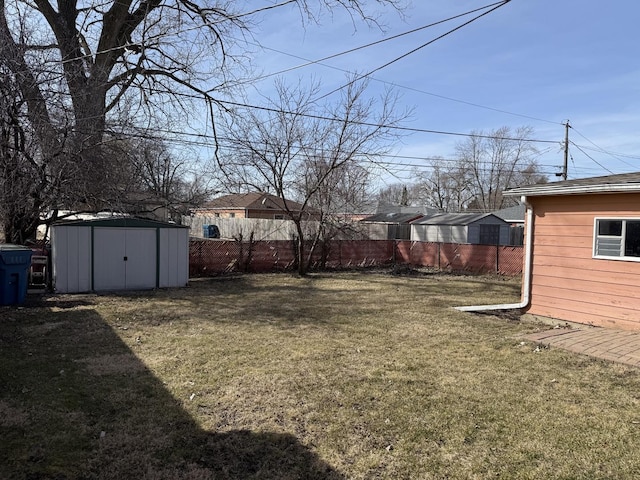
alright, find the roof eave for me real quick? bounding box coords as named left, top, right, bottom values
left=504, top=184, right=640, bottom=197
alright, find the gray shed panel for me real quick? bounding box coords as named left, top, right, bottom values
left=52, top=218, right=189, bottom=293
left=51, top=225, right=92, bottom=293
left=411, top=213, right=510, bottom=244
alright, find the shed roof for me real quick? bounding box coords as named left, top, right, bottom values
left=412, top=212, right=506, bottom=226
left=492, top=204, right=526, bottom=223
left=375, top=203, right=439, bottom=215
left=361, top=212, right=424, bottom=224
left=53, top=218, right=188, bottom=229
left=504, top=172, right=640, bottom=197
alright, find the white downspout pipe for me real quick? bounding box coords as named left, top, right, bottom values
left=455, top=195, right=533, bottom=312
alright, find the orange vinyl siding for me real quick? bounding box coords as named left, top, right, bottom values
left=528, top=193, right=640, bottom=330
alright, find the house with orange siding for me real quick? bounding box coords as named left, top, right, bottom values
left=505, top=172, right=640, bottom=330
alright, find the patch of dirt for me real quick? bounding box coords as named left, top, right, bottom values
left=0, top=400, right=29, bottom=427
left=76, top=354, right=149, bottom=376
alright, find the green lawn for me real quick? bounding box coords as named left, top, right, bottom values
left=1, top=271, right=639, bottom=479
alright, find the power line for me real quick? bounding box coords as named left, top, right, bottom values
left=570, top=141, right=614, bottom=175
left=114, top=127, right=562, bottom=172
left=216, top=98, right=559, bottom=143
left=571, top=144, right=640, bottom=162
left=236, top=31, right=560, bottom=126
left=569, top=126, right=638, bottom=168
left=313, top=0, right=513, bottom=102
left=94, top=88, right=559, bottom=144
left=241, top=1, right=508, bottom=84
left=37, top=0, right=562, bottom=141
left=58, top=2, right=300, bottom=66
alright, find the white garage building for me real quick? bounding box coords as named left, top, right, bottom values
left=51, top=218, right=189, bottom=293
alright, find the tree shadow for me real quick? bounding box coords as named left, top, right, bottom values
left=0, top=307, right=344, bottom=479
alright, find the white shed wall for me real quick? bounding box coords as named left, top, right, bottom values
left=411, top=225, right=468, bottom=243
left=51, top=226, right=92, bottom=293
left=159, top=228, right=189, bottom=287
left=52, top=222, right=189, bottom=293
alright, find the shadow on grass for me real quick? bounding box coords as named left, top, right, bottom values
left=0, top=305, right=344, bottom=480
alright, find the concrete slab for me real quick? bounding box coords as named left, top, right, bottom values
left=524, top=328, right=640, bottom=367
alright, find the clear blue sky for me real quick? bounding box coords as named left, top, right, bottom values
left=233, top=0, right=640, bottom=187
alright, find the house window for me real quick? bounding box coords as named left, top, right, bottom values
left=594, top=218, right=640, bottom=259
left=273, top=214, right=285, bottom=220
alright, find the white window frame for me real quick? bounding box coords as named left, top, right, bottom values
left=593, top=217, right=640, bottom=262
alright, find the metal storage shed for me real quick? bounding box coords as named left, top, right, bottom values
left=360, top=212, right=424, bottom=240
left=411, top=213, right=510, bottom=245
left=51, top=218, right=189, bottom=293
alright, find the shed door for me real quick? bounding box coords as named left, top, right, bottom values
left=93, top=228, right=157, bottom=290
left=479, top=224, right=500, bottom=245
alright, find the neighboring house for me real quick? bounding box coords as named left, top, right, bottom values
left=493, top=204, right=526, bottom=225
left=505, top=172, right=640, bottom=330
left=194, top=192, right=307, bottom=220
left=361, top=212, right=424, bottom=240
left=411, top=213, right=511, bottom=245
left=493, top=204, right=526, bottom=246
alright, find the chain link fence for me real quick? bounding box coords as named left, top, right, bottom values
left=190, top=239, right=523, bottom=276
left=396, top=241, right=523, bottom=275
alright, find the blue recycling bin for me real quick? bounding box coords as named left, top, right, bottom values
left=0, top=244, right=33, bottom=305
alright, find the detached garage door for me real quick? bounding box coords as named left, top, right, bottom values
left=93, top=227, right=157, bottom=290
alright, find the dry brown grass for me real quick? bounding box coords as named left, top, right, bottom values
left=1, top=271, right=640, bottom=479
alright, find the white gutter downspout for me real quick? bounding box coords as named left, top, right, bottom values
left=455, top=195, right=533, bottom=312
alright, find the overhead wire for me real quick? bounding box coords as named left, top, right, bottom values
left=31, top=0, right=638, bottom=179
left=234, top=34, right=561, bottom=125
left=312, top=0, right=512, bottom=102
left=570, top=142, right=614, bottom=175
left=46, top=0, right=563, bottom=147
left=52, top=0, right=553, bottom=128
left=569, top=125, right=638, bottom=169
left=240, top=1, right=507, bottom=84
left=215, top=98, right=559, bottom=143
left=571, top=145, right=640, bottom=162
left=58, top=1, right=300, bottom=66
left=126, top=128, right=563, bottom=175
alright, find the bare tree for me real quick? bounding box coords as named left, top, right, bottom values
left=376, top=183, right=411, bottom=208
left=411, top=158, right=473, bottom=213
left=0, top=0, right=406, bottom=241
left=128, top=138, right=213, bottom=220
left=300, top=158, right=373, bottom=266
left=218, top=77, right=408, bottom=275
left=0, top=59, right=65, bottom=243
left=456, top=126, right=545, bottom=212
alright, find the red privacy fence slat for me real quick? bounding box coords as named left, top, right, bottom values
left=189, top=239, right=523, bottom=277
left=189, top=239, right=395, bottom=276
left=395, top=241, right=523, bottom=275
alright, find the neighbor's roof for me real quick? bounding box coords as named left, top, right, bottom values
left=375, top=203, right=439, bottom=215
left=412, top=212, right=506, bottom=226
left=492, top=204, right=526, bottom=223
left=504, top=172, right=640, bottom=197
left=361, top=212, right=424, bottom=224
left=200, top=192, right=305, bottom=211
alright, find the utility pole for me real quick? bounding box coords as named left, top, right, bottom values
left=562, top=120, right=570, bottom=181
